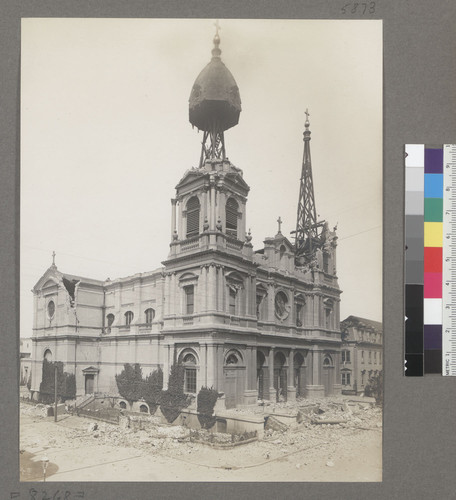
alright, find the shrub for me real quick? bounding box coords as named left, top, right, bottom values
left=39, top=360, right=76, bottom=403
left=364, top=371, right=383, bottom=405
left=115, top=363, right=144, bottom=407
left=197, top=386, right=219, bottom=429
left=160, top=364, right=190, bottom=423
left=143, top=368, right=163, bottom=413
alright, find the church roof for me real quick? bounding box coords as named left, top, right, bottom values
left=341, top=315, right=383, bottom=334
left=32, top=265, right=104, bottom=293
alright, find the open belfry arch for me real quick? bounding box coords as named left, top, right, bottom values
left=30, top=25, right=343, bottom=408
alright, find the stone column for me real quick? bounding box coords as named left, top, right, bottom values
left=163, top=344, right=171, bottom=390
left=267, top=283, right=275, bottom=322
left=210, top=179, right=216, bottom=231
left=208, top=265, right=216, bottom=311
left=287, top=349, right=296, bottom=401
left=268, top=347, right=276, bottom=401
left=171, top=198, right=177, bottom=240
left=177, top=200, right=183, bottom=240
left=243, top=346, right=258, bottom=405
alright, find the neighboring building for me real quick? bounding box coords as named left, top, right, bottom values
left=29, top=30, right=343, bottom=409
left=20, top=337, right=32, bottom=386
left=340, top=316, right=383, bottom=395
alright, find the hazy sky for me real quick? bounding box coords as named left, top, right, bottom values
left=21, top=18, right=382, bottom=337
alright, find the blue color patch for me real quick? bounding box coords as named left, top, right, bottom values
left=424, top=173, right=443, bottom=198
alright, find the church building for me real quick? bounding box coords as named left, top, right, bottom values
left=29, top=29, right=343, bottom=409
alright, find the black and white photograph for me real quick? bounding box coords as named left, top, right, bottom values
left=20, top=18, right=382, bottom=482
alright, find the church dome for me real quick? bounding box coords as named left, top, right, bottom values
left=189, top=32, right=241, bottom=132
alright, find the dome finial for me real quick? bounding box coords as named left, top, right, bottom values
left=212, top=20, right=222, bottom=58
left=305, top=108, right=310, bottom=129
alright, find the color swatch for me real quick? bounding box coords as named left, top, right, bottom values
left=404, top=145, right=443, bottom=376
left=405, top=144, right=424, bottom=376
left=423, top=146, right=443, bottom=374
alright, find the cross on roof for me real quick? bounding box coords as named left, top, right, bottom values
left=277, top=216, right=282, bottom=233
left=214, top=19, right=221, bottom=36
left=52, top=251, right=56, bottom=266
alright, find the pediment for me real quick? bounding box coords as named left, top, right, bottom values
left=175, top=169, right=206, bottom=191
left=82, top=366, right=99, bottom=374
left=32, top=267, right=63, bottom=293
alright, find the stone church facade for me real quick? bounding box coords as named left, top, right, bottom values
left=29, top=30, right=343, bottom=409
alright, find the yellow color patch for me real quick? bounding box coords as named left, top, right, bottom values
left=424, top=222, right=443, bottom=247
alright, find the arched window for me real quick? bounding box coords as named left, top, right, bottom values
left=229, top=287, right=237, bottom=315
left=225, top=350, right=242, bottom=365
left=145, top=308, right=155, bottom=325
left=186, top=196, right=200, bottom=238
left=181, top=352, right=197, bottom=393
left=43, top=349, right=52, bottom=362
left=119, top=401, right=127, bottom=409
left=139, top=404, right=148, bottom=413
left=125, top=311, right=134, bottom=326
left=184, top=285, right=194, bottom=315
left=225, top=197, right=239, bottom=238
left=279, top=245, right=286, bottom=260
left=107, top=313, right=115, bottom=327
left=323, top=355, right=333, bottom=366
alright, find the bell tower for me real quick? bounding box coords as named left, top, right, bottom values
left=167, top=27, right=251, bottom=259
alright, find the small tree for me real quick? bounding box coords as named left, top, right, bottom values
left=197, top=386, right=219, bottom=429
left=364, top=371, right=383, bottom=405
left=115, top=363, right=144, bottom=409
left=160, top=364, right=190, bottom=423
left=143, top=367, right=163, bottom=414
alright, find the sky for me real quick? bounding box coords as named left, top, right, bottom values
left=21, top=18, right=382, bottom=337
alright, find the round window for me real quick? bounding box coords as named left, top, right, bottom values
left=274, top=291, right=289, bottom=320
left=47, top=300, right=55, bottom=319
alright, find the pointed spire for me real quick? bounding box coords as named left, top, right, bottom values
left=212, top=20, right=222, bottom=58
left=294, top=108, right=321, bottom=265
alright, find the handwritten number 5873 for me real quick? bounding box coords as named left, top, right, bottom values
left=341, top=2, right=376, bottom=14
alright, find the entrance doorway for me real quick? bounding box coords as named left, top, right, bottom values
left=257, top=351, right=266, bottom=400
left=273, top=352, right=287, bottom=402
left=322, top=355, right=334, bottom=396
left=85, top=374, right=94, bottom=395
left=223, top=350, right=245, bottom=409
left=294, top=352, right=305, bottom=397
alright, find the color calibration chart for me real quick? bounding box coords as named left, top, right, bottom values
left=405, top=144, right=456, bottom=376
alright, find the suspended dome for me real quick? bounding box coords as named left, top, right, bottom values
left=189, top=33, right=241, bottom=132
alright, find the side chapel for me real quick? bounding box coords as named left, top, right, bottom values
left=30, top=28, right=343, bottom=409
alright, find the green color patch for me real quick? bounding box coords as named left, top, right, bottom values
left=424, top=198, right=443, bottom=222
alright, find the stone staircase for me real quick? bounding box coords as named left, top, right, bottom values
left=75, top=394, right=95, bottom=409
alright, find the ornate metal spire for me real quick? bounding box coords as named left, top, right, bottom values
left=293, top=110, right=325, bottom=265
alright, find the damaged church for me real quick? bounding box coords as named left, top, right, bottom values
left=29, top=29, right=343, bottom=409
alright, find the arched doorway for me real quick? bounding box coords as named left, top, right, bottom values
left=257, top=351, right=266, bottom=400
left=294, top=352, right=305, bottom=397
left=322, top=354, right=335, bottom=396
left=274, top=352, right=287, bottom=402
left=223, top=349, right=245, bottom=409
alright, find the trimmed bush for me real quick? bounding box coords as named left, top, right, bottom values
left=197, top=386, right=219, bottom=429
left=364, top=371, right=383, bottom=405
left=39, top=359, right=76, bottom=404
left=115, top=363, right=144, bottom=407
left=160, top=364, right=190, bottom=423
left=143, top=367, right=163, bottom=413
